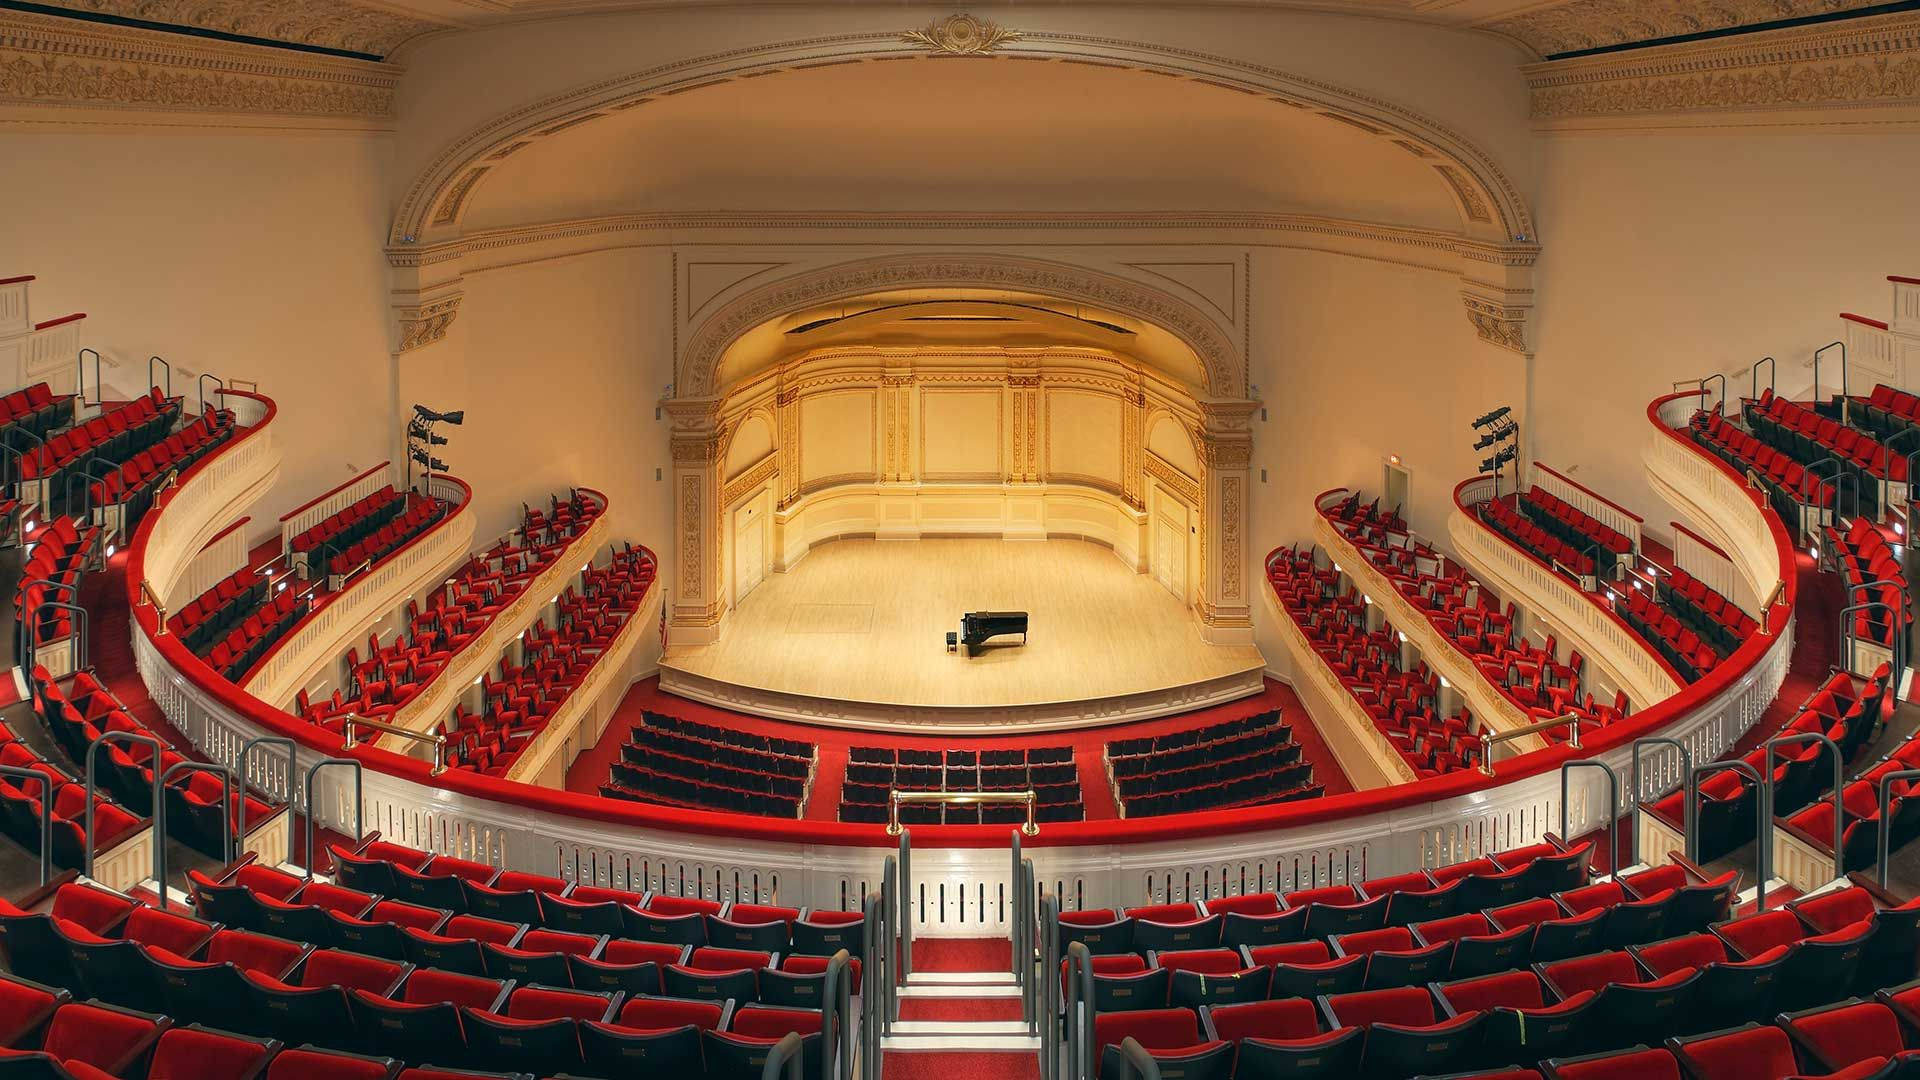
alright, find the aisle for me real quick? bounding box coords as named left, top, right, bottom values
left=883, top=934, right=1040, bottom=1080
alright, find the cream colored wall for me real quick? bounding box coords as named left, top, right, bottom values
left=0, top=130, right=394, bottom=534
left=1529, top=130, right=1920, bottom=533
left=1245, top=247, right=1524, bottom=672
left=398, top=248, right=676, bottom=548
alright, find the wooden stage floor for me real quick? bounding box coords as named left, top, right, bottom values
left=659, top=538, right=1266, bottom=716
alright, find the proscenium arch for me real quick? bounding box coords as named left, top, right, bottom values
left=680, top=253, right=1247, bottom=401
left=391, top=29, right=1535, bottom=248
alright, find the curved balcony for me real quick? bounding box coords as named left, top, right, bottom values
left=122, top=386, right=1799, bottom=919
left=1449, top=476, right=1684, bottom=712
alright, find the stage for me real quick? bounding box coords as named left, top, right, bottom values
left=657, top=538, right=1267, bottom=732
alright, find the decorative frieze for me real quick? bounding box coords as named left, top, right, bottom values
left=901, top=14, right=1020, bottom=56
left=393, top=294, right=461, bottom=354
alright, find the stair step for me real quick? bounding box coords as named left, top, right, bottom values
left=905, top=971, right=1016, bottom=985
left=898, top=984, right=1021, bottom=998
left=883, top=1034, right=1042, bottom=1052
left=891, top=1021, right=1033, bottom=1036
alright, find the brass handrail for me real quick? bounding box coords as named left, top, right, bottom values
left=888, top=789, right=1038, bottom=837
left=138, top=580, right=168, bottom=634
left=342, top=714, right=447, bottom=775
left=1479, top=712, right=1582, bottom=775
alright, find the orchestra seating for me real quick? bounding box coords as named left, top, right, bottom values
left=0, top=846, right=858, bottom=1079
left=1270, top=545, right=1481, bottom=778
left=840, top=746, right=1082, bottom=824
left=604, top=712, right=815, bottom=818
left=445, top=546, right=657, bottom=776
left=296, top=492, right=602, bottom=734
left=86, top=407, right=234, bottom=530
left=1642, top=663, right=1889, bottom=863
left=1324, top=494, right=1627, bottom=744
left=1106, top=711, right=1320, bottom=817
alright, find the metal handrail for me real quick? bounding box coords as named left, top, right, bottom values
left=26, top=600, right=88, bottom=675
left=1631, top=737, right=1694, bottom=865
left=1876, top=769, right=1920, bottom=888
left=341, top=714, right=448, bottom=775
left=197, top=373, right=223, bottom=417
left=1691, top=760, right=1770, bottom=910
left=0, top=765, right=55, bottom=885
left=888, top=788, right=1038, bottom=836
left=76, top=348, right=101, bottom=408
left=1065, top=941, right=1097, bottom=1080
left=1752, top=356, right=1776, bottom=401
left=159, top=760, right=236, bottom=879
left=138, top=579, right=169, bottom=634
left=236, top=736, right=296, bottom=845
left=896, top=829, right=912, bottom=978
left=1838, top=599, right=1908, bottom=692
left=1022, top=856, right=1037, bottom=1030
left=820, top=950, right=852, bottom=1080
left=1113, top=1038, right=1160, bottom=1080
left=1560, top=760, right=1619, bottom=881
left=148, top=356, right=170, bottom=398
left=18, top=577, right=77, bottom=671
left=1766, top=731, right=1844, bottom=868
left=859, top=890, right=882, bottom=1077
left=1479, top=712, right=1581, bottom=775
left=1041, top=890, right=1061, bottom=1080
left=1702, top=373, right=1727, bottom=415
left=1814, top=341, right=1846, bottom=418
left=82, top=732, right=162, bottom=887
left=760, top=1030, right=805, bottom=1080
left=304, top=757, right=364, bottom=878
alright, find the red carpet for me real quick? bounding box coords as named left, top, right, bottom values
left=898, top=997, right=1025, bottom=1021
left=883, top=1051, right=1039, bottom=1080
left=568, top=676, right=1349, bottom=822
left=1729, top=551, right=1844, bottom=759
left=911, top=937, right=1011, bottom=973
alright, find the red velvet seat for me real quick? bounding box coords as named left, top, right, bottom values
left=1668, top=1022, right=1798, bottom=1080
left=146, top=1026, right=277, bottom=1080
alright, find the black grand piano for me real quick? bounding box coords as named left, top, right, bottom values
left=947, top=611, right=1029, bottom=656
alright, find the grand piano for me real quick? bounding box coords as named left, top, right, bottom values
left=947, top=611, right=1029, bottom=656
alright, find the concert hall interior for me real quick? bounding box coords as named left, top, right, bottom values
left=2, top=2, right=1920, bottom=1078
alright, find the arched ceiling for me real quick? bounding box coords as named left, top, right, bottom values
left=452, top=54, right=1468, bottom=232
left=716, top=290, right=1208, bottom=395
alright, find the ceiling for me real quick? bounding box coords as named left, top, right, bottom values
left=454, top=55, right=1464, bottom=230
left=26, top=0, right=1911, bottom=61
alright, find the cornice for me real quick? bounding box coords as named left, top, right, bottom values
left=1523, top=11, right=1920, bottom=123
left=1485, top=0, right=1896, bottom=60
left=383, top=210, right=1539, bottom=271
left=33, top=0, right=446, bottom=59
left=0, top=9, right=397, bottom=121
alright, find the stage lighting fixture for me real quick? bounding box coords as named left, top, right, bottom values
left=409, top=447, right=448, bottom=472
left=412, top=404, right=466, bottom=425
left=1474, top=431, right=1499, bottom=450
left=1471, top=405, right=1512, bottom=429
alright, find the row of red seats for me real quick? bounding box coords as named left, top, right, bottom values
left=1618, top=585, right=1722, bottom=682
left=1661, top=566, right=1762, bottom=651
left=16, top=515, right=98, bottom=649
left=1854, top=381, right=1920, bottom=441
left=1523, top=485, right=1633, bottom=559
left=0, top=879, right=830, bottom=1079
left=168, top=565, right=270, bottom=652
left=1748, top=390, right=1908, bottom=482
left=1779, top=664, right=1917, bottom=874
left=1691, top=407, right=1835, bottom=510
left=33, top=664, right=272, bottom=860
left=329, top=498, right=445, bottom=582
left=289, top=484, right=405, bottom=568
left=205, top=588, right=308, bottom=683
left=519, top=490, right=601, bottom=548
left=87, top=408, right=232, bottom=509
left=1483, top=496, right=1597, bottom=579
left=0, top=381, right=73, bottom=441
left=1646, top=664, right=1888, bottom=863
left=1829, top=517, right=1913, bottom=649
left=0, top=715, right=142, bottom=867
left=17, top=389, right=178, bottom=482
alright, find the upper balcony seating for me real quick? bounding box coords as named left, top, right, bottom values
left=604, top=712, right=816, bottom=819
left=1828, top=517, right=1913, bottom=653
left=170, top=566, right=270, bottom=653
left=328, top=499, right=446, bottom=585
left=0, top=381, right=75, bottom=446
left=446, top=548, right=657, bottom=777
left=289, top=486, right=407, bottom=580
left=1690, top=407, right=1835, bottom=520
left=1617, top=586, right=1723, bottom=684
left=1745, top=389, right=1906, bottom=516
left=1323, top=496, right=1624, bottom=746
left=1521, top=486, right=1633, bottom=576
left=15, top=515, right=101, bottom=652
left=203, top=589, right=310, bottom=684
left=30, top=665, right=274, bottom=862
left=1481, top=496, right=1598, bottom=580
left=298, top=497, right=601, bottom=735
left=14, top=389, right=180, bottom=492
left=1105, top=711, right=1319, bottom=818
left=0, top=711, right=142, bottom=868
left=1851, top=382, right=1920, bottom=443
left=840, top=746, right=1081, bottom=825
left=1644, top=664, right=1889, bottom=863
left=0, top=861, right=845, bottom=1080
left=86, top=407, right=234, bottom=526
left=1270, top=546, right=1480, bottom=779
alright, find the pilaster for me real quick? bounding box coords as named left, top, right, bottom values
left=1196, top=399, right=1259, bottom=644
left=666, top=398, right=726, bottom=645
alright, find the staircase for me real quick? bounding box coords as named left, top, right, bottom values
left=883, top=937, right=1041, bottom=1080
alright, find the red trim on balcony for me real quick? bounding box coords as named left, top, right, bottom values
left=1888, top=276, right=1920, bottom=286
left=1532, top=463, right=1644, bottom=524
left=0, top=275, right=36, bottom=286
left=1669, top=520, right=1731, bottom=562
left=33, top=313, right=85, bottom=331
left=279, top=462, right=391, bottom=522
left=1842, top=313, right=1890, bottom=331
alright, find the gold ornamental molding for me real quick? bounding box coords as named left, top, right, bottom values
left=1523, top=12, right=1920, bottom=125
left=902, top=14, right=1020, bottom=56
left=0, top=9, right=397, bottom=123
left=394, top=293, right=461, bottom=353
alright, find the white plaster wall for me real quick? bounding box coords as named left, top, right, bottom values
left=0, top=130, right=394, bottom=538
left=398, top=248, right=675, bottom=551
left=1245, top=247, right=1524, bottom=673
left=1529, top=129, right=1920, bottom=538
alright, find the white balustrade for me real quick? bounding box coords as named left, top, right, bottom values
left=1672, top=521, right=1753, bottom=616
left=506, top=582, right=664, bottom=788
left=1531, top=463, right=1643, bottom=554
left=279, top=463, right=395, bottom=559
left=1260, top=581, right=1418, bottom=789
left=167, top=516, right=251, bottom=615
